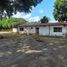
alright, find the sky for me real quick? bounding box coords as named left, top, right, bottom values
left=13, top=0, right=57, bottom=22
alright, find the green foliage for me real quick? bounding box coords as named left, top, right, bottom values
left=0, top=18, right=27, bottom=28
left=41, top=16, right=49, bottom=23
left=64, top=39, right=67, bottom=45
left=53, top=0, right=67, bottom=22
left=0, top=0, right=42, bottom=18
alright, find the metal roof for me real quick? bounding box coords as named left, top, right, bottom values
left=19, top=22, right=67, bottom=27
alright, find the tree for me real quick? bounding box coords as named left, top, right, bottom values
left=0, top=18, right=27, bottom=28
left=0, top=0, right=42, bottom=19
left=41, top=16, right=49, bottom=23
left=53, top=0, right=67, bottom=22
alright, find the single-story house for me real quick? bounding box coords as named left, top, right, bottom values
left=12, top=22, right=67, bottom=36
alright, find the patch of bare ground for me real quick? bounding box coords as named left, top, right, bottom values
left=0, top=34, right=67, bottom=67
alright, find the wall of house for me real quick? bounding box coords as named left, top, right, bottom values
left=65, top=26, right=67, bottom=34
left=37, top=26, right=67, bottom=36
left=24, top=27, right=36, bottom=34
left=18, top=27, right=36, bottom=34
left=49, top=26, right=67, bottom=36
left=13, top=26, right=67, bottom=36
left=12, top=28, right=18, bottom=32
left=39, top=27, right=49, bottom=35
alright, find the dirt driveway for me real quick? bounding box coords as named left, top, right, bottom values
left=0, top=35, right=67, bottom=67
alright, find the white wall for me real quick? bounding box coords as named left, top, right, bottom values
left=39, top=26, right=67, bottom=36
left=19, top=27, right=36, bottom=34
left=39, top=27, right=49, bottom=35
left=27, top=27, right=35, bottom=33
left=13, top=26, right=67, bottom=36
left=12, top=28, right=18, bottom=32
left=64, top=26, right=67, bottom=34
left=49, top=26, right=67, bottom=36
left=38, top=26, right=67, bottom=36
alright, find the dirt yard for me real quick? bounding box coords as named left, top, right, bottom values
left=0, top=34, right=67, bottom=67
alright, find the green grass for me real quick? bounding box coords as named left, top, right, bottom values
left=32, top=35, right=67, bottom=45
left=0, top=33, right=67, bottom=45
left=64, top=39, right=67, bottom=45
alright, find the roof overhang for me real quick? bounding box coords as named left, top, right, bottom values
left=18, top=22, right=67, bottom=28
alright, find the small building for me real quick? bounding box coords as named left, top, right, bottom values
left=12, top=22, right=67, bottom=36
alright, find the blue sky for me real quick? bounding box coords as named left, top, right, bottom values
left=13, top=0, right=57, bottom=22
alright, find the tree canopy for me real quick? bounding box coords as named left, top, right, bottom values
left=0, top=0, right=42, bottom=19
left=40, top=16, right=49, bottom=23
left=53, top=0, right=67, bottom=22
left=0, top=18, right=27, bottom=29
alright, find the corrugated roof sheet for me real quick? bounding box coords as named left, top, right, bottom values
left=19, top=22, right=67, bottom=27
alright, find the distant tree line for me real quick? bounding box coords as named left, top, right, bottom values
left=0, top=18, right=27, bottom=29
left=40, top=16, right=49, bottom=23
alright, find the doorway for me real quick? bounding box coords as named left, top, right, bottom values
left=36, top=27, right=39, bottom=34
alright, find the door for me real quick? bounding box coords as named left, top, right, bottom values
left=36, top=27, right=39, bottom=34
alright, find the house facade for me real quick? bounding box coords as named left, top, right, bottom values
left=12, top=22, right=67, bottom=36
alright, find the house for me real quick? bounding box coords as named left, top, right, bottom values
left=12, top=22, right=67, bottom=36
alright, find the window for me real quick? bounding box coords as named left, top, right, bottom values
left=54, top=27, right=62, bottom=32
left=20, top=28, right=24, bottom=31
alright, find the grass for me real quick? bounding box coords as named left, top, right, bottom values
left=64, top=39, right=67, bottom=45
left=0, top=33, right=67, bottom=45
left=0, top=33, right=22, bottom=39
left=32, top=35, right=67, bottom=45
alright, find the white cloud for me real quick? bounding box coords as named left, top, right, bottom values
left=13, top=12, right=31, bottom=19
left=32, top=6, right=35, bottom=9
left=13, top=12, right=24, bottom=18
left=29, top=16, right=40, bottom=22
left=23, top=13, right=32, bottom=19
left=13, top=12, right=40, bottom=22
left=39, top=9, right=44, bottom=14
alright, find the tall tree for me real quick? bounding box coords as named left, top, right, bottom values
left=41, top=16, right=49, bottom=23
left=0, top=0, right=42, bottom=19
left=53, top=0, right=67, bottom=22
